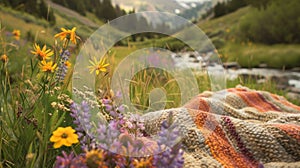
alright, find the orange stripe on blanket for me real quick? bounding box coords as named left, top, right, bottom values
left=228, top=89, right=281, bottom=112
left=272, top=124, right=300, bottom=142
left=271, top=94, right=300, bottom=111
left=184, top=96, right=210, bottom=112
left=189, top=110, right=257, bottom=168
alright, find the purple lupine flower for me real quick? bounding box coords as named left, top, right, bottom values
left=70, top=101, right=95, bottom=150
left=56, top=50, right=70, bottom=83
left=54, top=151, right=74, bottom=168
left=157, top=121, right=180, bottom=148
left=153, top=146, right=184, bottom=168
left=54, top=151, right=87, bottom=168
left=96, top=120, right=122, bottom=152
left=153, top=112, right=184, bottom=168
left=70, top=155, right=88, bottom=168
left=81, top=101, right=92, bottom=131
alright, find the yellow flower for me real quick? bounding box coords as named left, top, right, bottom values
left=88, top=57, right=109, bottom=75
left=1, top=54, right=8, bottom=63
left=12, top=29, right=21, bottom=40
left=54, top=27, right=79, bottom=44
left=64, top=61, right=71, bottom=68
left=85, top=149, right=108, bottom=168
left=31, top=43, right=54, bottom=61
left=133, top=157, right=153, bottom=168
left=39, top=60, right=57, bottom=73
left=50, top=126, right=79, bottom=148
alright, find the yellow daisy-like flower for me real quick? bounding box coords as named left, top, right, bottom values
left=64, top=61, right=71, bottom=68
left=39, top=60, right=57, bottom=73
left=50, top=126, right=79, bottom=149
left=85, top=149, right=108, bottom=168
left=54, top=27, right=79, bottom=44
left=12, top=29, right=21, bottom=40
left=1, top=54, right=8, bottom=63
left=133, top=157, right=153, bottom=168
left=31, top=43, right=54, bottom=61
left=88, top=57, right=109, bottom=75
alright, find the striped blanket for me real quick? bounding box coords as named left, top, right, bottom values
left=143, top=86, right=300, bottom=168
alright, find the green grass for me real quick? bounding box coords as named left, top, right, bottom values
left=105, top=46, right=300, bottom=110
left=199, top=6, right=300, bottom=69
left=220, top=43, right=300, bottom=69
left=0, top=5, right=103, bottom=45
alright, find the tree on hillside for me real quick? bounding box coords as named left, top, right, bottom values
left=244, top=0, right=271, bottom=9
left=96, top=0, right=117, bottom=22
left=213, top=0, right=247, bottom=18
left=240, top=0, right=300, bottom=44
left=51, top=0, right=124, bottom=22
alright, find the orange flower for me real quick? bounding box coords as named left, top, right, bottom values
left=12, top=29, right=21, bottom=40
left=1, top=54, right=8, bottom=63
left=133, top=157, right=153, bottom=168
left=31, top=43, right=54, bottom=60
left=64, top=61, right=71, bottom=68
left=85, top=149, right=108, bottom=168
left=54, top=27, right=79, bottom=44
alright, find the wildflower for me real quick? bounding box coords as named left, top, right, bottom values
left=88, top=57, right=109, bottom=75
left=85, top=149, right=108, bottom=168
left=31, top=43, right=54, bottom=60
left=70, top=102, right=96, bottom=150
left=133, top=157, right=153, bottom=168
left=153, top=112, right=184, bottom=168
left=39, top=60, right=57, bottom=73
left=56, top=50, right=71, bottom=82
left=1, top=54, right=8, bottom=63
left=50, top=126, right=79, bottom=148
left=153, top=146, right=184, bottom=168
left=54, top=151, right=74, bottom=167
left=54, top=151, right=87, bottom=168
left=12, top=29, right=20, bottom=40
left=55, top=27, right=79, bottom=44
left=65, top=61, right=71, bottom=68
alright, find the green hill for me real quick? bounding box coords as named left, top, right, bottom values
left=0, top=3, right=103, bottom=45
left=0, top=3, right=104, bottom=74
left=198, top=6, right=300, bottom=69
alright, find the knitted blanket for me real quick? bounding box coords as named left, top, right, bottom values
left=142, top=86, right=300, bottom=168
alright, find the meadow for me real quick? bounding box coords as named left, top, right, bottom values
left=0, top=2, right=300, bottom=168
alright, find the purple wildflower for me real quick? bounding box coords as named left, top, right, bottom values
left=153, top=112, right=184, bottom=168
left=70, top=101, right=95, bottom=150
left=96, top=120, right=122, bottom=152
left=153, top=146, right=184, bottom=168
left=125, top=114, right=145, bottom=137
left=156, top=113, right=180, bottom=148
left=54, top=151, right=87, bottom=168
left=56, top=50, right=70, bottom=83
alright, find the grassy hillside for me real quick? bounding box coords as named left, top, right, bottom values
left=197, top=6, right=300, bottom=69
left=0, top=4, right=103, bottom=45
left=0, top=4, right=104, bottom=75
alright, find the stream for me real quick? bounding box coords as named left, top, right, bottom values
left=171, top=52, right=300, bottom=99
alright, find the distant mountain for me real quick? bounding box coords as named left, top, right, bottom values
left=111, top=0, right=213, bottom=20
